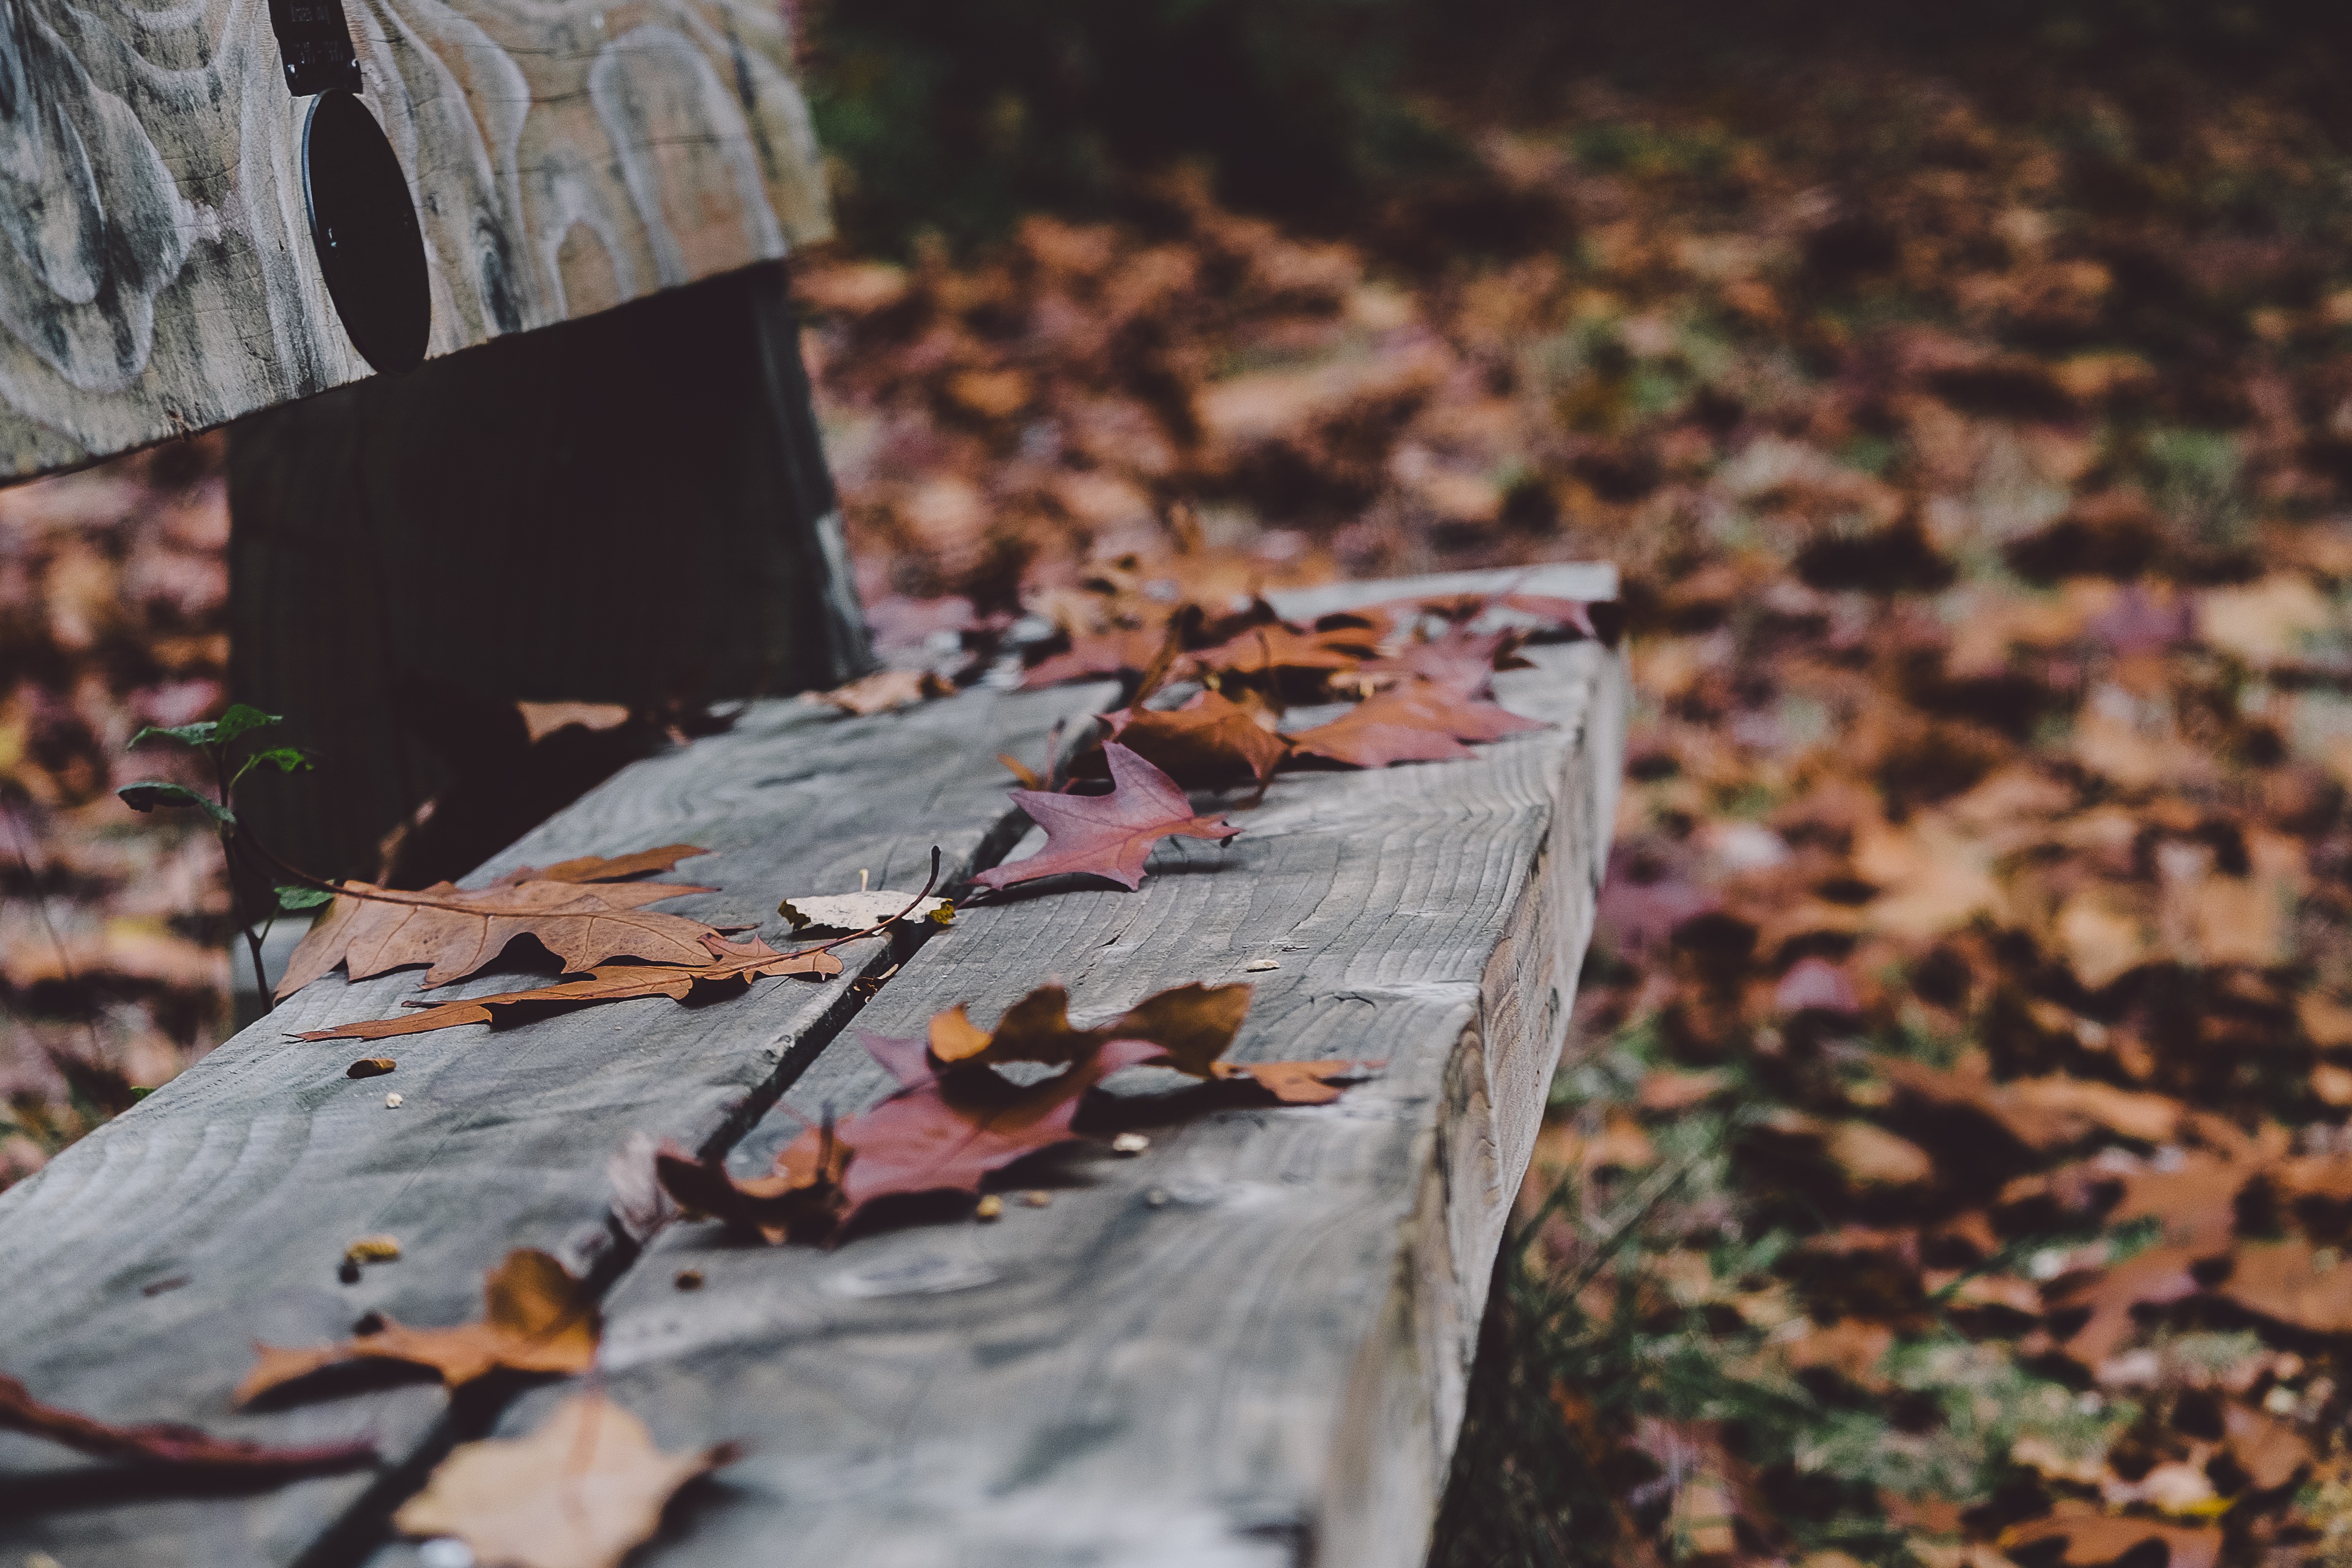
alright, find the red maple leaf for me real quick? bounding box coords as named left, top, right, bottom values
left=971, top=743, right=1240, bottom=892
left=1288, top=681, right=1545, bottom=768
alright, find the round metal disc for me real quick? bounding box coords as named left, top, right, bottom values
left=302, top=91, right=430, bottom=374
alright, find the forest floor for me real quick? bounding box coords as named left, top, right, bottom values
left=11, top=43, right=2352, bottom=1568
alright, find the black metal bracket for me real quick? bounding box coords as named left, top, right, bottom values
left=267, top=0, right=362, bottom=96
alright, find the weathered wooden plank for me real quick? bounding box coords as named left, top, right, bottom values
left=0, top=680, right=1110, bottom=1566
left=367, top=566, right=1627, bottom=1568
left=0, top=0, right=829, bottom=477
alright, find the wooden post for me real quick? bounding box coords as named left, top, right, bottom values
left=225, top=262, right=871, bottom=879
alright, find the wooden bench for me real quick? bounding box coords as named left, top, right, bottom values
left=0, top=563, right=1624, bottom=1568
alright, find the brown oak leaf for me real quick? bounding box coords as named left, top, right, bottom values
left=816, top=668, right=953, bottom=715
left=277, top=847, right=722, bottom=998
left=393, top=1393, right=736, bottom=1568
left=2212, top=1240, right=2352, bottom=1334
left=0, top=1371, right=373, bottom=1473
left=928, top=980, right=1370, bottom=1103
left=295, top=934, right=844, bottom=1041
left=1105, top=690, right=1292, bottom=787
left=2042, top=1245, right=2213, bottom=1365
left=1288, top=680, right=1544, bottom=768
left=1187, top=620, right=1378, bottom=680
left=237, top=1249, right=598, bottom=1405
left=493, top=844, right=706, bottom=886
left=971, top=743, right=1239, bottom=891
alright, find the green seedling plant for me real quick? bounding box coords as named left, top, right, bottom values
left=117, top=704, right=326, bottom=1014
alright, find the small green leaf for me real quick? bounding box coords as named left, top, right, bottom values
left=130, top=1085, right=155, bottom=1101
left=276, top=884, right=336, bottom=911
left=232, top=745, right=319, bottom=787
left=116, top=781, right=235, bottom=824
left=212, top=704, right=283, bottom=745
left=128, top=704, right=282, bottom=753
left=129, top=721, right=217, bottom=750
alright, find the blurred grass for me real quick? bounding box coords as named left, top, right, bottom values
left=799, top=0, right=2352, bottom=255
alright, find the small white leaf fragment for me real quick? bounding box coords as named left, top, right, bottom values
left=776, top=890, right=952, bottom=934
left=1111, top=1132, right=1151, bottom=1155
left=385, top=1092, right=405, bottom=1108
left=1243, top=958, right=1279, bottom=972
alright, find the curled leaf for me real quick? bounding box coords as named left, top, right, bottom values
left=238, top=1249, right=598, bottom=1405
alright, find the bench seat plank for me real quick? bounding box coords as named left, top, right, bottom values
left=0, top=683, right=1109, bottom=1566
left=369, top=574, right=1626, bottom=1568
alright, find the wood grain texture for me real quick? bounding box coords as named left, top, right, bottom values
left=0, top=0, right=830, bottom=478
left=0, top=680, right=1110, bottom=1567
left=372, top=573, right=1628, bottom=1568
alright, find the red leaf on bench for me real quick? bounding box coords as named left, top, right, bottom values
left=0, top=1371, right=373, bottom=1473
left=972, top=743, right=1239, bottom=892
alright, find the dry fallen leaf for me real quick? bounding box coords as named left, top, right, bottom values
left=1105, top=690, right=1292, bottom=787
left=393, top=1394, right=734, bottom=1568
left=2002, top=1502, right=2220, bottom=1568
left=0, top=1370, right=373, bottom=1473
left=295, top=935, right=842, bottom=1041
left=971, top=743, right=1240, bottom=892
left=276, top=847, right=722, bottom=998
left=815, top=668, right=954, bottom=715
left=1287, top=680, right=1544, bottom=768
left=1188, top=619, right=1378, bottom=680
left=238, top=1249, right=598, bottom=1404
left=2043, top=1245, right=2212, bottom=1365
left=664, top=980, right=1373, bottom=1242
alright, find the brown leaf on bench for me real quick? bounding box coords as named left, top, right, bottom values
left=815, top=668, right=954, bottom=716
left=236, top=1249, right=598, bottom=1405
left=393, top=1393, right=735, bottom=1568
left=294, top=935, right=842, bottom=1041
left=1187, top=620, right=1378, bottom=680
left=930, top=980, right=1367, bottom=1105
left=971, top=743, right=1239, bottom=892
left=276, top=847, right=722, bottom=998
left=1106, top=690, right=1292, bottom=787
left=0, top=1370, right=373, bottom=1473
left=1288, top=680, right=1545, bottom=768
